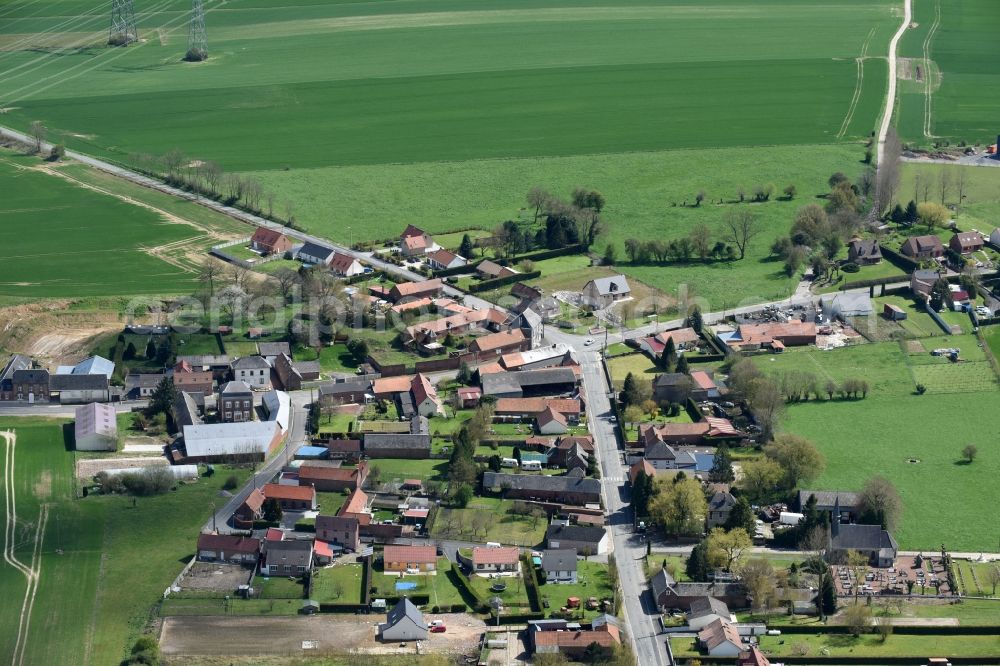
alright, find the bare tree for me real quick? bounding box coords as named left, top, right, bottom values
left=229, top=262, right=250, bottom=291
left=272, top=267, right=299, bottom=302
left=913, top=173, right=922, bottom=203
left=203, top=161, right=223, bottom=195
left=988, top=565, right=1000, bottom=596
left=874, top=129, right=901, bottom=216
left=722, top=209, right=761, bottom=260
left=28, top=120, right=47, bottom=153
left=199, top=258, right=225, bottom=296
left=265, top=191, right=276, bottom=218
left=938, top=169, right=952, bottom=206
left=526, top=186, right=551, bottom=223
left=956, top=169, right=967, bottom=207
left=921, top=175, right=932, bottom=203
left=689, top=223, right=712, bottom=260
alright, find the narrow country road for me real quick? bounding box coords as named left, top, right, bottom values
left=876, top=0, right=912, bottom=166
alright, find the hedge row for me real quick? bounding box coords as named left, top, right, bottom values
left=774, top=623, right=1000, bottom=636
left=839, top=274, right=910, bottom=291
left=448, top=563, right=487, bottom=612
left=879, top=245, right=920, bottom=272
left=434, top=260, right=482, bottom=278
left=509, top=243, right=586, bottom=263
left=494, top=611, right=545, bottom=624
left=468, top=270, right=542, bottom=293
left=521, top=555, right=542, bottom=612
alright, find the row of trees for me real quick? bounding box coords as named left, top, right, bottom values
left=484, top=186, right=607, bottom=259
left=128, top=151, right=298, bottom=225
left=772, top=369, right=870, bottom=403
left=619, top=209, right=762, bottom=266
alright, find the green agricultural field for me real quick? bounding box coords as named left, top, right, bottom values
left=0, top=416, right=251, bottom=665
left=894, top=0, right=1000, bottom=146
left=0, top=0, right=898, bottom=304
left=0, top=153, right=212, bottom=297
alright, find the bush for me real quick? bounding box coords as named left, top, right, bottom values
left=431, top=605, right=440, bottom=613
left=841, top=262, right=860, bottom=273
left=117, top=468, right=175, bottom=496
left=126, top=635, right=161, bottom=665
left=222, top=474, right=239, bottom=491
left=450, top=603, right=467, bottom=613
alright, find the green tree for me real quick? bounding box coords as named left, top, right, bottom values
left=649, top=476, right=707, bottom=537
left=857, top=475, right=902, bottom=531
left=688, top=305, right=703, bottom=334
left=126, top=635, right=161, bottom=665
left=764, top=433, right=825, bottom=490
left=263, top=498, right=282, bottom=523
left=783, top=184, right=797, bottom=199
left=660, top=337, right=676, bottom=372
left=621, top=372, right=642, bottom=407
left=124, top=342, right=137, bottom=360
left=144, top=338, right=156, bottom=360
left=675, top=354, right=690, bottom=375
left=724, top=496, right=755, bottom=534
left=147, top=377, right=176, bottom=418
left=631, top=469, right=655, bottom=517
left=738, top=458, right=783, bottom=504
left=819, top=569, right=838, bottom=618
left=603, top=243, right=616, bottom=265
left=685, top=540, right=711, bottom=581
left=962, top=444, right=978, bottom=463
left=488, top=455, right=502, bottom=472
left=458, top=233, right=476, bottom=259
left=453, top=483, right=473, bottom=508
left=709, top=444, right=735, bottom=483
left=904, top=200, right=919, bottom=224
left=705, top=527, right=753, bottom=572
left=917, top=201, right=949, bottom=230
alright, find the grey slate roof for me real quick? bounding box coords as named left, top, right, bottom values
left=540, top=549, right=578, bottom=573
left=383, top=597, right=427, bottom=630
left=177, top=354, right=232, bottom=367
left=220, top=380, right=252, bottom=396
left=831, top=524, right=898, bottom=552
left=588, top=275, right=631, bottom=296
left=232, top=356, right=270, bottom=370
left=173, top=391, right=203, bottom=427
left=1, top=355, right=31, bottom=386
left=298, top=241, right=335, bottom=261
left=483, top=472, right=600, bottom=497
left=319, top=378, right=372, bottom=396
left=644, top=441, right=698, bottom=465
left=363, top=433, right=431, bottom=450
left=264, top=539, right=313, bottom=568
left=481, top=367, right=577, bottom=396
left=708, top=491, right=737, bottom=513
left=689, top=596, right=731, bottom=620
left=546, top=524, right=606, bottom=546
left=125, top=373, right=164, bottom=390
left=797, top=490, right=861, bottom=511
left=49, top=374, right=107, bottom=390
left=12, top=369, right=49, bottom=384
left=257, top=342, right=291, bottom=357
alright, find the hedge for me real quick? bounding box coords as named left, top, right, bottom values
left=879, top=244, right=920, bottom=272
left=508, top=244, right=586, bottom=263
left=839, top=274, right=910, bottom=291
left=434, top=260, right=482, bottom=278
left=521, top=555, right=542, bottom=612
left=468, top=270, right=542, bottom=293
left=494, top=611, right=545, bottom=624
left=684, top=397, right=702, bottom=422
left=448, top=563, right=487, bottom=612
left=293, top=520, right=316, bottom=533
left=773, top=624, right=1000, bottom=636
left=382, top=594, right=431, bottom=607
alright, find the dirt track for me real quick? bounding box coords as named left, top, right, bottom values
left=160, top=613, right=484, bottom=657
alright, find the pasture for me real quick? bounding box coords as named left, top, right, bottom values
left=900, top=162, right=1000, bottom=234
left=0, top=416, right=251, bottom=665
left=895, top=0, right=1000, bottom=146
left=0, top=152, right=224, bottom=297
left=0, top=0, right=898, bottom=303
left=758, top=341, right=1000, bottom=551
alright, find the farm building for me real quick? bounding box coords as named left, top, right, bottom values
left=49, top=374, right=110, bottom=404
left=482, top=472, right=600, bottom=505
left=649, top=568, right=748, bottom=611
left=263, top=483, right=317, bottom=511
left=494, top=397, right=581, bottom=422
left=718, top=321, right=816, bottom=352
left=639, top=327, right=700, bottom=357
left=319, top=377, right=372, bottom=406
left=468, top=329, right=530, bottom=357
left=536, top=405, right=569, bottom=435
left=883, top=303, right=907, bottom=320
left=298, top=461, right=367, bottom=492
left=74, top=402, right=118, bottom=451
left=182, top=421, right=283, bottom=461
left=797, top=490, right=861, bottom=522
left=501, top=343, right=576, bottom=372
left=173, top=361, right=214, bottom=394
left=528, top=616, right=620, bottom=659
left=124, top=373, right=163, bottom=399
left=262, top=389, right=290, bottom=431
left=0, top=354, right=32, bottom=401
left=482, top=367, right=578, bottom=398
left=821, top=292, right=873, bottom=320
left=173, top=391, right=203, bottom=428
left=56, top=355, right=115, bottom=379
left=388, top=278, right=444, bottom=303
left=256, top=341, right=290, bottom=361
left=454, top=386, right=481, bottom=408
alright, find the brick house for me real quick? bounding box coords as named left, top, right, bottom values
left=173, top=360, right=214, bottom=395
left=297, top=461, right=368, bottom=492
left=901, top=235, right=945, bottom=260
left=471, top=546, right=520, bottom=575
left=383, top=545, right=438, bottom=574
left=315, top=515, right=360, bottom=552
left=219, top=380, right=253, bottom=423
left=262, top=483, right=317, bottom=511
left=234, top=488, right=265, bottom=528
left=9, top=369, right=50, bottom=403
left=250, top=227, right=294, bottom=256
left=950, top=231, right=984, bottom=255
left=196, top=533, right=260, bottom=565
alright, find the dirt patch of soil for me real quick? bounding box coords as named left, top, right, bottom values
left=33, top=470, right=52, bottom=501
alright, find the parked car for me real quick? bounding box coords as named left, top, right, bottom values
left=430, top=625, right=447, bottom=633
left=584, top=338, right=595, bottom=346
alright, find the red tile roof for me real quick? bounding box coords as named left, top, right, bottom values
left=471, top=329, right=526, bottom=353
left=251, top=227, right=287, bottom=248
left=339, top=488, right=369, bottom=516
left=298, top=464, right=364, bottom=483
left=243, top=488, right=265, bottom=512
left=472, top=546, right=519, bottom=566
left=401, top=224, right=427, bottom=239
left=330, top=252, right=360, bottom=274
left=537, top=405, right=567, bottom=427
left=392, top=279, right=443, bottom=299
left=411, top=373, right=438, bottom=407
left=197, top=533, right=260, bottom=554
left=533, top=628, right=620, bottom=649
left=265, top=528, right=284, bottom=542
left=373, top=375, right=413, bottom=395
left=689, top=370, right=716, bottom=391
left=263, top=483, right=316, bottom=502
left=494, top=398, right=581, bottom=416
left=314, top=539, right=334, bottom=558
left=384, top=545, right=437, bottom=564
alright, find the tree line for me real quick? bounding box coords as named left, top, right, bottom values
left=486, top=186, right=606, bottom=259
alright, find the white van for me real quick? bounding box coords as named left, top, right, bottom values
left=500, top=458, right=519, bottom=468
left=520, top=460, right=542, bottom=471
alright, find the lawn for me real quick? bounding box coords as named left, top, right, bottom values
left=311, top=563, right=365, bottom=604
left=894, top=0, right=1000, bottom=146
left=0, top=0, right=897, bottom=306
left=253, top=575, right=306, bottom=600
left=370, top=558, right=467, bottom=609
left=0, top=152, right=206, bottom=297
left=431, top=498, right=547, bottom=547
left=607, top=352, right=658, bottom=389
left=176, top=333, right=225, bottom=356
left=900, top=163, right=1000, bottom=234
left=0, top=417, right=252, bottom=666
left=294, top=343, right=360, bottom=375
left=672, top=633, right=1000, bottom=658
left=468, top=570, right=533, bottom=611
left=534, top=561, right=614, bottom=620
left=368, top=458, right=448, bottom=483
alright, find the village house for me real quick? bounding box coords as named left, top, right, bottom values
left=408, top=373, right=442, bottom=417
left=329, top=252, right=365, bottom=277
left=720, top=321, right=817, bottom=353
left=698, top=618, right=744, bottom=657
left=0, top=355, right=32, bottom=401
left=471, top=546, right=520, bottom=575
left=263, top=483, right=317, bottom=511
left=173, top=391, right=203, bottom=428
left=494, top=397, right=581, bottom=423
left=74, top=402, right=118, bottom=451
left=196, top=533, right=260, bottom=565
left=649, top=568, right=748, bottom=611
left=231, top=355, right=271, bottom=390
left=950, top=231, right=984, bottom=255
left=315, top=515, right=360, bottom=552
left=482, top=471, right=601, bottom=505
left=638, top=418, right=740, bottom=448
left=379, top=598, right=428, bottom=642
left=582, top=275, right=631, bottom=309
left=639, top=327, right=700, bottom=358
left=363, top=416, right=431, bottom=458
left=403, top=307, right=508, bottom=346
left=124, top=373, right=162, bottom=400
left=688, top=597, right=735, bottom=631
left=383, top=544, right=438, bottom=574
left=901, top=234, right=945, bottom=260
left=643, top=441, right=698, bottom=470
left=173, top=360, right=214, bottom=395
left=388, top=278, right=445, bottom=303
left=540, top=549, right=578, bottom=584
left=234, top=488, right=265, bottom=527
left=219, top=380, right=253, bottom=422
left=536, top=405, right=569, bottom=435
left=261, top=539, right=313, bottom=577
left=319, top=377, right=372, bottom=406
left=706, top=490, right=737, bottom=528
left=546, top=523, right=609, bottom=555
left=399, top=225, right=438, bottom=257
left=528, top=616, right=620, bottom=660
left=337, top=487, right=372, bottom=525
left=250, top=227, right=295, bottom=256
left=468, top=329, right=530, bottom=357
left=9, top=368, right=49, bottom=403
left=297, top=241, right=337, bottom=266
left=297, top=461, right=368, bottom=492
left=652, top=371, right=722, bottom=404
left=324, top=439, right=362, bottom=461
left=501, top=343, right=576, bottom=372
left=846, top=237, right=882, bottom=265
left=426, top=248, right=467, bottom=270
left=477, top=259, right=518, bottom=280
left=176, top=354, right=233, bottom=382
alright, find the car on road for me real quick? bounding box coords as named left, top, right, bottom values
left=584, top=338, right=595, bottom=346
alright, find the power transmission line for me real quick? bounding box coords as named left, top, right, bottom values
left=186, top=0, right=208, bottom=61
left=108, top=0, right=137, bottom=46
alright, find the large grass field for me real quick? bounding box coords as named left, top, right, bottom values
left=0, top=0, right=898, bottom=304
left=900, top=162, right=1000, bottom=234
left=755, top=337, right=1000, bottom=551
left=0, top=417, right=251, bottom=665
left=0, top=152, right=221, bottom=297
left=894, top=0, right=1000, bottom=146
